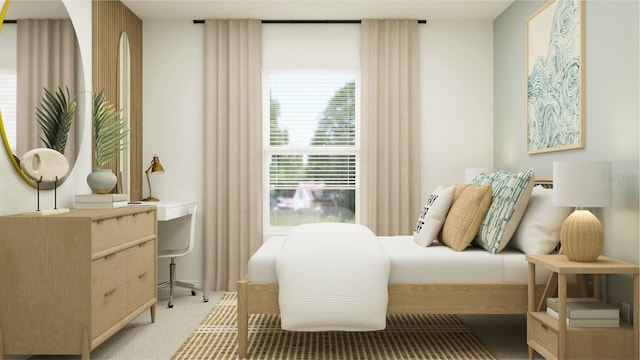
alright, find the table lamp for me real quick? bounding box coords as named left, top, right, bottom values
left=553, top=161, right=612, bottom=262
left=143, top=155, right=164, bottom=201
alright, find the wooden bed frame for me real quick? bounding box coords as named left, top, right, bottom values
left=237, top=177, right=562, bottom=358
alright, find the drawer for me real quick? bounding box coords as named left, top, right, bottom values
left=92, top=250, right=127, bottom=298
left=127, top=239, right=155, bottom=281
left=127, top=269, right=155, bottom=313
left=528, top=313, right=558, bottom=357
left=92, top=283, right=127, bottom=338
left=92, top=211, right=155, bottom=253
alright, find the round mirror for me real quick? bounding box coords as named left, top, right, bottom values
left=118, top=31, right=131, bottom=195
left=0, top=0, right=85, bottom=189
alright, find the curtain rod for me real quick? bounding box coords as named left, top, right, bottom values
left=3, top=19, right=428, bottom=25
left=193, top=19, right=427, bottom=24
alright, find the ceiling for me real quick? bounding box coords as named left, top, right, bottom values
left=121, top=0, right=515, bottom=22
left=4, top=0, right=68, bottom=19
left=2, top=1, right=515, bottom=22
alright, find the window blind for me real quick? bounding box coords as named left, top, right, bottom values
left=263, top=24, right=360, bottom=229
left=265, top=73, right=358, bottom=227
left=0, top=72, right=17, bottom=149
left=266, top=73, right=357, bottom=189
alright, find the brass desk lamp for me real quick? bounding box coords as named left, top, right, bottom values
left=143, top=155, right=164, bottom=201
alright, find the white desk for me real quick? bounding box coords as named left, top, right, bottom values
left=137, top=201, right=196, bottom=221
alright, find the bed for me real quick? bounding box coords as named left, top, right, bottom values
left=237, top=175, right=574, bottom=358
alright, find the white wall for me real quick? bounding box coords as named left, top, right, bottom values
left=0, top=0, right=91, bottom=216
left=142, top=21, right=205, bottom=286
left=0, top=22, right=16, bottom=70
left=142, top=20, right=494, bottom=288
left=419, top=21, right=494, bottom=200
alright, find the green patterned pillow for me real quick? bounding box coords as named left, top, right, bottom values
left=472, top=169, right=535, bottom=254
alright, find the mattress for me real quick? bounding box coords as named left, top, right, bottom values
left=248, top=235, right=551, bottom=284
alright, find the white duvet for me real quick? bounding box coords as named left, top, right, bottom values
left=275, top=223, right=390, bottom=331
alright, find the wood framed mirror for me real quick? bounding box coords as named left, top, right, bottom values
left=118, top=31, right=131, bottom=195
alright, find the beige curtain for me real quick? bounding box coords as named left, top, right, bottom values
left=360, top=19, right=420, bottom=236
left=16, top=19, right=76, bottom=165
left=203, top=19, right=263, bottom=291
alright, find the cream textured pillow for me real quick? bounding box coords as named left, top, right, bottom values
left=472, top=169, right=535, bottom=254
left=441, top=184, right=493, bottom=252
left=413, top=185, right=455, bottom=247
left=509, top=185, right=573, bottom=254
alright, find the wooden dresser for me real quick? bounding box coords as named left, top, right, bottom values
left=0, top=207, right=158, bottom=360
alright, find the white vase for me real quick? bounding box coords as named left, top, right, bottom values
left=87, top=169, right=117, bottom=194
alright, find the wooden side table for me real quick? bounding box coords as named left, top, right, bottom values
left=526, top=254, right=639, bottom=360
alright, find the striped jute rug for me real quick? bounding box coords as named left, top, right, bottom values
left=172, top=293, right=498, bottom=359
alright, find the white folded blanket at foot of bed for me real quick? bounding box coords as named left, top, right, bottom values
left=275, top=223, right=390, bottom=331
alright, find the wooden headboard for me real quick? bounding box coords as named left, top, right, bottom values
left=535, top=177, right=553, bottom=189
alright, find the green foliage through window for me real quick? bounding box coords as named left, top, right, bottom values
left=267, top=74, right=357, bottom=227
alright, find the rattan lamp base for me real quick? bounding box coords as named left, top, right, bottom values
left=560, top=209, right=604, bottom=262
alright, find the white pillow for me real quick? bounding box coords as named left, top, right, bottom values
left=510, top=185, right=573, bottom=255
left=413, top=185, right=455, bottom=247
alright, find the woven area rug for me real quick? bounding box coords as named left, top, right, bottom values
left=172, top=293, right=498, bottom=359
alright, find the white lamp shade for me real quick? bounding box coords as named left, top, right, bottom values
left=553, top=161, right=612, bottom=208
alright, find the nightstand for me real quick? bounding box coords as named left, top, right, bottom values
left=526, top=254, right=639, bottom=360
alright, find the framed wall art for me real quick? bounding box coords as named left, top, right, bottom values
left=526, top=0, right=584, bottom=154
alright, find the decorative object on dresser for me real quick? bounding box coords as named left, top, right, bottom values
left=20, top=148, right=70, bottom=215
left=87, top=89, right=128, bottom=194
left=35, top=86, right=77, bottom=158
left=142, top=155, right=164, bottom=201
left=74, top=193, right=130, bottom=209
left=553, top=161, right=612, bottom=262
left=0, top=207, right=158, bottom=359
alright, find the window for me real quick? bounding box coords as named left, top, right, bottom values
left=264, top=73, right=359, bottom=231
left=0, top=24, right=17, bottom=150
left=0, top=71, right=17, bottom=149
left=262, top=23, right=360, bottom=233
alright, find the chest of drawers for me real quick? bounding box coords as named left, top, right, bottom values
left=0, top=207, right=157, bottom=359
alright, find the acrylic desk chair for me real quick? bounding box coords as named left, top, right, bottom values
left=156, top=202, right=209, bottom=308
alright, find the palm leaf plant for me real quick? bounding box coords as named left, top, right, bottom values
left=93, top=89, right=128, bottom=168
left=35, top=86, right=76, bottom=154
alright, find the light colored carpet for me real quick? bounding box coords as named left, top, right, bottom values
left=173, top=293, right=499, bottom=359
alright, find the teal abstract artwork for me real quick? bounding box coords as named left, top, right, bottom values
left=526, top=0, right=584, bottom=154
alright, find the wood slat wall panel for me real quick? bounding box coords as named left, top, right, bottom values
left=92, top=0, right=143, bottom=200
